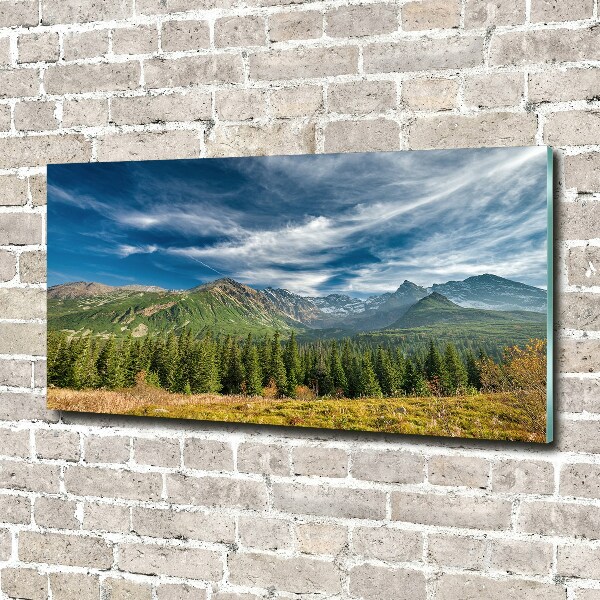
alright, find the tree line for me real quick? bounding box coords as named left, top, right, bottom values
left=48, top=330, right=532, bottom=399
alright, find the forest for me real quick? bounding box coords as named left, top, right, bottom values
left=48, top=330, right=546, bottom=401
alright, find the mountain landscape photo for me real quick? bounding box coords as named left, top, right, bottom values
left=47, top=146, right=552, bottom=442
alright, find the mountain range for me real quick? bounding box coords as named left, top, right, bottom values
left=48, top=274, right=547, bottom=343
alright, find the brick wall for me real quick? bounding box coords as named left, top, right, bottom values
left=0, top=0, right=599, bottom=597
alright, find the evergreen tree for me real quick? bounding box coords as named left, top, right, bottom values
left=259, top=335, right=272, bottom=386
left=465, top=349, right=481, bottom=389
left=96, top=336, right=124, bottom=389
left=71, top=336, right=98, bottom=389
left=329, top=340, right=348, bottom=396
left=223, top=340, right=245, bottom=394
left=424, top=340, right=447, bottom=394
left=195, top=334, right=221, bottom=393
left=444, top=343, right=468, bottom=394
left=402, top=359, right=429, bottom=396
left=375, top=346, right=400, bottom=397
left=284, top=331, right=301, bottom=385
left=359, top=351, right=382, bottom=398
left=270, top=332, right=288, bottom=397
left=243, top=343, right=263, bottom=396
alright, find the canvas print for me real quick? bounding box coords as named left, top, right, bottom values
left=47, top=146, right=553, bottom=442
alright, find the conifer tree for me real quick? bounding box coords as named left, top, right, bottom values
left=259, top=335, right=272, bottom=386
left=244, top=343, right=263, bottom=396
left=359, top=351, right=382, bottom=398
left=424, top=340, right=448, bottom=394
left=71, top=336, right=98, bottom=389
left=270, top=332, right=288, bottom=397
left=223, top=340, right=245, bottom=394
left=195, top=334, right=221, bottom=393
left=96, top=336, right=124, bottom=389
left=402, top=359, right=429, bottom=396
left=465, top=349, right=481, bottom=389
left=284, top=331, right=301, bottom=382
left=444, top=343, right=468, bottom=394
left=329, top=340, right=348, bottom=396
left=375, top=346, right=399, bottom=397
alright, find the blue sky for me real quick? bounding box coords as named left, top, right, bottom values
left=48, top=146, right=549, bottom=297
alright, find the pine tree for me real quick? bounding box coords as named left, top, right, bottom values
left=374, top=346, right=399, bottom=397
left=329, top=340, right=348, bottom=396
left=284, top=331, right=301, bottom=384
left=195, top=334, right=221, bottom=393
left=223, top=340, right=245, bottom=394
left=465, top=349, right=481, bottom=389
left=424, top=340, right=447, bottom=395
left=270, top=332, right=288, bottom=397
left=96, top=336, right=124, bottom=389
left=259, top=335, right=272, bottom=386
left=444, top=343, right=468, bottom=394
left=71, top=336, right=98, bottom=389
left=402, top=359, right=429, bottom=396
left=244, top=343, right=263, bottom=396
left=359, top=351, right=382, bottom=398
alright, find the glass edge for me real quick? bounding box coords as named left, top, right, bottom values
left=546, top=146, right=554, bottom=444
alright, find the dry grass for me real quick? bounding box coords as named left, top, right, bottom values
left=48, top=382, right=547, bottom=442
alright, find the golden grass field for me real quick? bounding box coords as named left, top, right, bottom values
left=48, top=383, right=546, bottom=442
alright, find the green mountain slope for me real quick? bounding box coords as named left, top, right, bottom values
left=48, top=279, right=304, bottom=339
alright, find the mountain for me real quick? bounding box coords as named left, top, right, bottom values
left=48, top=278, right=304, bottom=338
left=388, top=292, right=546, bottom=329
left=430, top=274, right=546, bottom=313
left=307, top=293, right=367, bottom=316
left=48, top=281, right=166, bottom=299
left=263, top=287, right=324, bottom=325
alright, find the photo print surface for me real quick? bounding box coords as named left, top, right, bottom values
left=47, top=146, right=553, bottom=442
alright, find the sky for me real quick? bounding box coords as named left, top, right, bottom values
left=47, top=146, right=550, bottom=297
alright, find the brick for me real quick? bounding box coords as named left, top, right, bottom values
left=491, top=28, right=600, bottom=67
left=464, top=0, right=525, bottom=27
left=144, top=54, right=243, bottom=88
left=327, top=4, right=398, bottom=38
left=519, top=500, right=600, bottom=539
left=561, top=463, right=600, bottom=499
left=0, top=176, right=29, bottom=207
left=183, top=438, right=234, bottom=471
left=0, top=68, right=39, bottom=99
left=229, top=552, right=342, bottom=595
left=0, top=288, right=44, bottom=318
left=428, top=455, right=489, bottom=488
left=96, top=130, right=200, bottom=163
left=545, top=111, right=600, bottom=146
left=531, top=0, right=593, bottom=22
left=35, top=429, right=80, bottom=461
left=112, top=25, right=158, bottom=55
left=402, top=0, right=460, bottom=30
left=559, top=419, right=600, bottom=454
left=463, top=73, right=523, bottom=108
left=364, top=37, right=484, bottom=74
left=270, top=86, right=322, bottom=117
left=0, top=135, right=91, bottom=169
left=489, top=538, right=553, bottom=575
left=0, top=250, right=17, bottom=282
left=0, top=494, right=31, bottom=524
left=409, top=112, right=536, bottom=149
left=64, top=466, right=163, bottom=501
left=45, top=62, right=141, bottom=95
left=34, top=496, right=79, bottom=530
left=162, top=20, right=210, bottom=52
left=15, top=100, right=58, bottom=131
left=19, top=531, right=113, bottom=568
left=492, top=459, right=554, bottom=494
left=167, top=474, right=268, bottom=510
left=212, top=594, right=261, bottom=600
left=17, top=32, right=59, bottom=63
left=0, top=529, right=11, bottom=560
left=0, top=359, right=31, bottom=388
left=292, top=446, right=348, bottom=477
left=63, top=98, right=109, bottom=128
left=83, top=502, right=130, bottom=533
left=157, top=584, right=207, bottom=600
left=392, top=492, right=512, bottom=530
left=137, top=0, right=232, bottom=13
left=84, top=434, right=130, bottom=464
left=1, top=568, right=47, bottom=600
left=49, top=573, right=101, bottom=600
left=328, top=80, right=396, bottom=114
left=0, top=1, right=39, bottom=28
left=237, top=442, right=290, bottom=475
left=557, top=543, right=600, bottom=579
left=269, top=11, right=322, bottom=42
left=353, top=526, right=422, bottom=562
left=103, top=579, right=152, bottom=600
left=352, top=449, right=425, bottom=483
left=33, top=360, right=46, bottom=388
left=208, top=121, right=314, bottom=157
left=0, top=104, right=10, bottom=131
left=0, top=392, right=53, bottom=422
left=0, top=37, right=10, bottom=66
left=28, top=175, right=45, bottom=207
left=0, top=460, right=59, bottom=493
left=134, top=437, right=180, bottom=467
left=296, top=522, right=347, bottom=555
left=249, top=46, right=357, bottom=80
left=273, top=482, right=386, bottom=519
left=435, top=574, right=565, bottom=600
left=0, top=213, right=42, bottom=245
left=324, top=118, right=399, bottom=153
left=215, top=16, right=266, bottom=47
left=577, top=591, right=600, bottom=600
left=20, top=250, right=46, bottom=283
left=132, top=506, right=235, bottom=543
left=216, top=89, right=267, bottom=121
left=427, top=534, right=486, bottom=569
left=118, top=543, right=222, bottom=580
left=529, top=68, right=600, bottom=103
left=559, top=339, right=600, bottom=373
left=557, top=377, right=600, bottom=412
left=112, top=91, right=211, bottom=125
left=63, top=30, right=108, bottom=61
left=41, top=0, right=133, bottom=24
left=349, top=564, right=426, bottom=600
left=559, top=293, right=600, bottom=330
left=559, top=200, right=600, bottom=240
left=402, top=77, right=457, bottom=110
left=565, top=154, right=600, bottom=193
left=0, top=427, right=30, bottom=457
left=239, top=515, right=292, bottom=551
